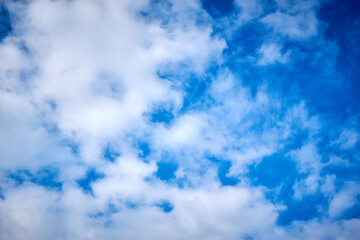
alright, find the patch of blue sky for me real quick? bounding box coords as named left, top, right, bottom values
left=60, top=138, right=80, bottom=156
left=341, top=195, right=360, bottom=220
left=323, top=164, right=360, bottom=184
left=316, top=137, right=360, bottom=184
left=224, top=22, right=266, bottom=58
left=247, top=153, right=297, bottom=189
left=138, top=142, right=151, bottom=159
left=246, top=139, right=358, bottom=225
left=256, top=155, right=360, bottom=225
left=160, top=65, right=220, bottom=111
left=32, top=168, right=63, bottom=190
left=242, top=236, right=254, bottom=240
left=208, top=156, right=240, bottom=186
left=318, top=144, right=359, bottom=168
left=180, top=75, right=212, bottom=112
left=217, top=160, right=240, bottom=186
left=154, top=152, right=220, bottom=188
left=0, top=187, right=4, bottom=200
left=319, top=0, right=360, bottom=67
left=156, top=200, right=174, bottom=213
left=0, top=4, right=11, bottom=41
left=245, top=139, right=341, bottom=226
left=7, top=167, right=63, bottom=191
left=148, top=108, right=174, bottom=125
left=155, top=161, right=178, bottom=181
left=211, top=4, right=358, bottom=127
left=102, top=144, right=121, bottom=162
left=77, top=168, right=104, bottom=194
left=284, top=131, right=310, bottom=151
left=149, top=69, right=218, bottom=125
left=290, top=2, right=360, bottom=116
left=201, top=0, right=234, bottom=18
left=7, top=169, right=32, bottom=185
left=277, top=190, right=328, bottom=225
left=234, top=42, right=343, bottom=113
left=318, top=0, right=360, bottom=114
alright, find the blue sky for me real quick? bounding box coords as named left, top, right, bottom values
left=0, top=0, right=360, bottom=239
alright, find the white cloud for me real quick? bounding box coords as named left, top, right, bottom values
left=320, top=174, right=336, bottom=196
left=0, top=180, right=281, bottom=240
left=333, top=128, right=359, bottom=149
left=260, top=0, right=320, bottom=40
left=0, top=1, right=284, bottom=239
left=1, top=0, right=226, bottom=165
left=293, top=173, right=320, bottom=200
left=151, top=72, right=321, bottom=178
left=328, top=182, right=360, bottom=218
left=234, top=0, right=263, bottom=23
left=0, top=90, right=75, bottom=170
left=325, top=156, right=350, bottom=167
left=290, top=143, right=322, bottom=174
left=289, top=142, right=323, bottom=199
left=257, top=42, right=290, bottom=65
left=278, top=219, right=360, bottom=240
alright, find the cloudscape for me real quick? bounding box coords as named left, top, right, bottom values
left=0, top=0, right=360, bottom=239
